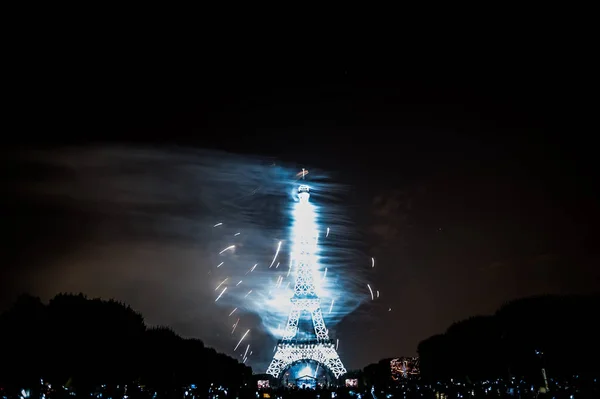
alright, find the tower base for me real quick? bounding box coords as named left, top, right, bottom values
left=266, top=340, right=347, bottom=379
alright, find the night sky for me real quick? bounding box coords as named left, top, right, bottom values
left=1, top=50, right=598, bottom=371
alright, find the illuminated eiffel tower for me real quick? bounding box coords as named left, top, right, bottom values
left=266, top=175, right=346, bottom=379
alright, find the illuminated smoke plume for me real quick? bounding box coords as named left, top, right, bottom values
left=9, top=145, right=370, bottom=370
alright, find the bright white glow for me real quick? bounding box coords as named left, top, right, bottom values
left=213, top=222, right=223, bottom=227
left=217, top=262, right=224, bottom=268
left=371, top=257, right=375, bottom=267
left=326, top=227, right=330, bottom=237
left=367, top=284, right=374, bottom=300
left=299, top=365, right=313, bottom=377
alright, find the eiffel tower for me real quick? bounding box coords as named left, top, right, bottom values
left=266, top=178, right=346, bottom=379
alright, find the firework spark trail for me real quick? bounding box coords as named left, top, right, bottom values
left=234, top=329, right=250, bottom=351
left=329, top=299, right=334, bottom=313
left=245, top=264, right=257, bottom=275
left=217, top=262, right=224, bottom=268
left=269, top=241, right=282, bottom=268
left=232, top=318, right=239, bottom=334
left=336, top=338, right=339, bottom=350
left=244, top=290, right=252, bottom=298
left=213, top=222, right=223, bottom=227
left=234, top=232, right=240, bottom=236
left=275, top=262, right=280, bottom=268
left=367, top=284, right=374, bottom=300
left=229, top=308, right=237, bottom=316
left=236, top=280, right=243, bottom=286
left=243, top=344, right=250, bottom=359
left=372, top=257, right=375, bottom=267
left=377, top=290, right=380, bottom=298
left=215, top=278, right=228, bottom=291
left=322, top=267, right=328, bottom=281
left=286, top=257, right=292, bottom=277
left=215, top=287, right=227, bottom=302
left=326, top=227, right=330, bottom=237
left=219, top=245, right=235, bottom=254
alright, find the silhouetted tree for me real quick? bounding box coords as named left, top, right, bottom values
left=417, top=294, right=600, bottom=383
left=0, top=292, right=251, bottom=397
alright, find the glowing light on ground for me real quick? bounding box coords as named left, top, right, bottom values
left=299, top=365, right=313, bottom=377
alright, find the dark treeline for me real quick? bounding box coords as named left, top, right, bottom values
left=417, top=294, right=600, bottom=384
left=0, top=293, right=251, bottom=396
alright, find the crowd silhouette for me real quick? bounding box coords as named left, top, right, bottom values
left=1, top=293, right=598, bottom=398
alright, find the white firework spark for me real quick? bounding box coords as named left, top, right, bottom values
left=234, top=329, right=250, bottom=351
left=219, top=245, right=235, bottom=254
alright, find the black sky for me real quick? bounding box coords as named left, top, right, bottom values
left=2, top=33, right=599, bottom=370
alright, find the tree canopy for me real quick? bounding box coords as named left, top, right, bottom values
left=417, top=294, right=600, bottom=383
left=0, top=293, right=251, bottom=395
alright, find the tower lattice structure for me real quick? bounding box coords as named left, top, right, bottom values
left=266, top=183, right=347, bottom=379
